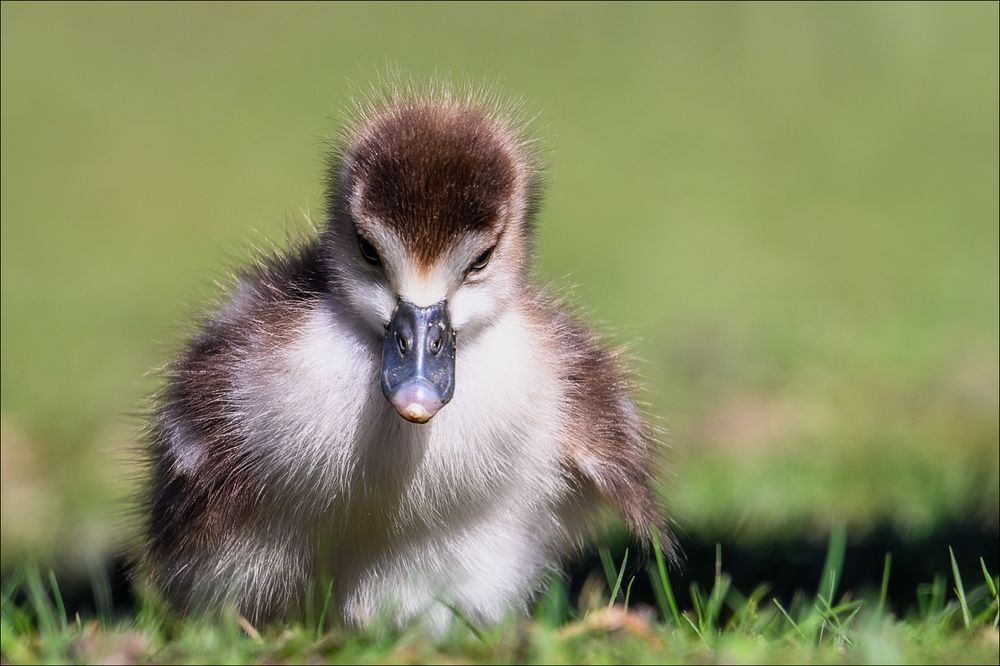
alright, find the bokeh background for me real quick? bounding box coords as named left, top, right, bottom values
left=2, top=2, right=997, bottom=578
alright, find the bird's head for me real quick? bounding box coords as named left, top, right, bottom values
left=321, top=94, right=540, bottom=424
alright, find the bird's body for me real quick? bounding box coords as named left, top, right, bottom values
left=141, top=88, right=671, bottom=629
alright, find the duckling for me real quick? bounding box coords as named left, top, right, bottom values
left=140, top=86, right=675, bottom=629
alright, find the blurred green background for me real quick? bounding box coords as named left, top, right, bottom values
left=1, top=2, right=997, bottom=568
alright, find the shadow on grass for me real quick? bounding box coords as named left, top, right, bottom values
left=2, top=519, right=997, bottom=624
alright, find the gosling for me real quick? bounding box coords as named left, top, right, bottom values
left=140, top=87, right=674, bottom=630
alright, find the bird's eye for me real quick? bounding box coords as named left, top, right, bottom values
left=358, top=234, right=381, bottom=265
left=469, top=246, right=494, bottom=273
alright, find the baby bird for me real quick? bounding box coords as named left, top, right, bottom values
left=141, top=87, right=673, bottom=629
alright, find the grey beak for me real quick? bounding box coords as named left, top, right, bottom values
left=380, top=299, right=456, bottom=423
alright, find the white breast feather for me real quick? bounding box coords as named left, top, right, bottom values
left=224, top=295, right=573, bottom=628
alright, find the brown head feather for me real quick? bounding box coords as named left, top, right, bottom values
left=324, top=84, right=542, bottom=268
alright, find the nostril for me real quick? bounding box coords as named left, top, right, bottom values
left=397, top=333, right=409, bottom=354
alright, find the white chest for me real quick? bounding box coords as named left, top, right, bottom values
left=235, top=300, right=569, bottom=537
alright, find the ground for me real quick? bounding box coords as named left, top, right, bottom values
left=2, top=535, right=998, bottom=664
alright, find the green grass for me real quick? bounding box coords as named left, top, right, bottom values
left=2, top=538, right=998, bottom=664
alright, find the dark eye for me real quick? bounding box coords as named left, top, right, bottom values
left=358, top=234, right=381, bottom=265
left=469, top=246, right=494, bottom=273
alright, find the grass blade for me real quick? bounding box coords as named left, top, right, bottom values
left=651, top=528, right=682, bottom=627
left=624, top=576, right=636, bottom=611
left=982, top=557, right=1000, bottom=629
left=315, top=578, right=334, bottom=638
left=877, top=552, right=892, bottom=617
left=598, top=546, right=617, bottom=594
left=773, top=598, right=806, bottom=639
left=647, top=568, right=670, bottom=621
left=47, top=570, right=68, bottom=633
left=444, top=601, right=487, bottom=643
left=607, top=548, right=629, bottom=608
left=24, top=566, right=57, bottom=641
left=949, top=546, right=970, bottom=629
left=689, top=583, right=705, bottom=627
left=981, top=557, right=998, bottom=599
left=701, top=544, right=731, bottom=633
left=817, top=523, right=847, bottom=607
left=682, top=611, right=707, bottom=644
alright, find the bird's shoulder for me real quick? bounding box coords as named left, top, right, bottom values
left=519, top=282, right=671, bottom=550
left=519, top=282, right=638, bottom=413
left=180, top=237, right=327, bottom=365
left=153, top=238, right=329, bottom=438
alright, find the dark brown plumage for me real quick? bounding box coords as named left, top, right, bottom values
left=343, top=105, right=520, bottom=265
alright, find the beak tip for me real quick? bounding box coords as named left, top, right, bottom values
left=399, top=403, right=434, bottom=424
left=389, top=381, right=444, bottom=424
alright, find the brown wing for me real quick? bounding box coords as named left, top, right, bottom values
left=526, top=286, right=678, bottom=561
